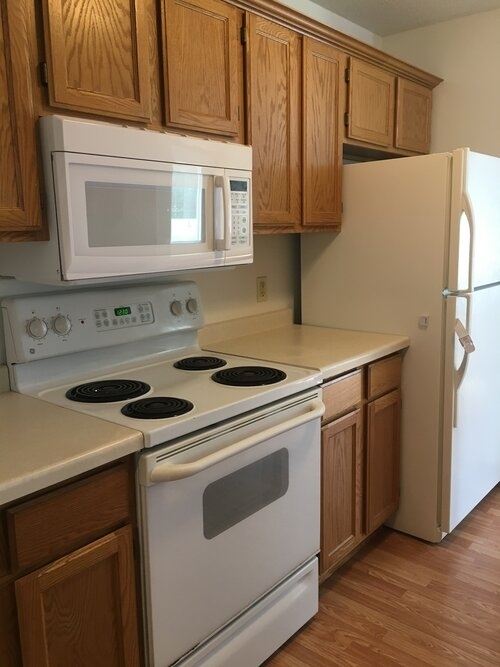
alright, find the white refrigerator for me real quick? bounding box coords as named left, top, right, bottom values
left=301, top=148, right=500, bottom=542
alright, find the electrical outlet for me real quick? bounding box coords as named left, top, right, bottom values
left=256, top=276, right=268, bottom=302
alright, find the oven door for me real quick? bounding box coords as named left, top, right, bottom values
left=137, top=389, right=323, bottom=667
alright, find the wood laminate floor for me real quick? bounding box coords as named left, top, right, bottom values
left=264, top=485, right=500, bottom=667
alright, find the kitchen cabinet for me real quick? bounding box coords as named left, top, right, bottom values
left=320, top=353, right=402, bottom=581
left=162, top=0, right=243, bottom=137
left=0, top=0, right=45, bottom=242
left=320, top=371, right=363, bottom=576
left=395, top=78, right=432, bottom=154
left=366, top=355, right=401, bottom=534
left=345, top=58, right=395, bottom=149
left=345, top=57, right=433, bottom=155
left=302, top=37, right=345, bottom=229
left=246, top=18, right=344, bottom=232
left=246, top=14, right=302, bottom=231
left=40, top=0, right=151, bottom=122
left=0, top=459, right=141, bottom=667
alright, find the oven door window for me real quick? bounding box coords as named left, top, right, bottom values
left=203, top=449, right=289, bottom=539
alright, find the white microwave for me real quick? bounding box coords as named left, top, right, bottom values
left=0, top=116, right=252, bottom=285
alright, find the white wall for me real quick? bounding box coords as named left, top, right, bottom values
left=382, top=9, right=500, bottom=156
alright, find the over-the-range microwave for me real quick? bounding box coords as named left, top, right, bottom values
left=0, top=115, right=252, bottom=285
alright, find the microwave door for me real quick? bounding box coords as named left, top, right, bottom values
left=51, top=152, right=225, bottom=281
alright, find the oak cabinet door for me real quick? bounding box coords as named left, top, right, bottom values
left=15, top=526, right=140, bottom=667
left=163, top=0, right=242, bottom=136
left=303, top=37, right=344, bottom=228
left=321, top=409, right=363, bottom=576
left=41, top=0, right=151, bottom=121
left=366, top=389, right=401, bottom=534
left=0, top=0, right=44, bottom=240
left=347, top=57, right=395, bottom=148
left=395, top=78, right=432, bottom=154
left=246, top=14, right=301, bottom=230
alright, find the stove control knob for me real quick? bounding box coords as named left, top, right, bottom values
left=170, top=300, right=183, bottom=317
left=53, top=314, right=72, bottom=336
left=186, top=298, right=198, bottom=314
left=27, top=317, right=48, bottom=340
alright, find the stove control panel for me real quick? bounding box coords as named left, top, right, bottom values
left=1, top=281, right=203, bottom=363
left=93, top=301, right=154, bottom=331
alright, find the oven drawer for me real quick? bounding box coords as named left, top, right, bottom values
left=7, top=462, right=132, bottom=570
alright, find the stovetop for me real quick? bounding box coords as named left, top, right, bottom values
left=1, top=282, right=321, bottom=447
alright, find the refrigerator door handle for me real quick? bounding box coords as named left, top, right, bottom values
left=453, top=301, right=475, bottom=427
left=461, top=192, right=475, bottom=293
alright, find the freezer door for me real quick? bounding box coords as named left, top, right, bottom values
left=448, top=149, right=500, bottom=291
left=441, top=286, right=500, bottom=532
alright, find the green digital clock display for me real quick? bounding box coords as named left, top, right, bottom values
left=114, top=306, right=132, bottom=317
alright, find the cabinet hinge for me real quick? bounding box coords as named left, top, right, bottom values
left=39, top=61, right=49, bottom=86
left=240, top=26, right=247, bottom=44
left=344, top=112, right=350, bottom=126
left=345, top=67, right=350, bottom=83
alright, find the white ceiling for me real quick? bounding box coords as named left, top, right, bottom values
left=309, top=0, right=500, bottom=35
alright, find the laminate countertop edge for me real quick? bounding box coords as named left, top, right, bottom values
left=0, top=393, right=143, bottom=506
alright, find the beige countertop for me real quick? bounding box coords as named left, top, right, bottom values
left=0, top=392, right=143, bottom=506
left=204, top=323, right=409, bottom=380
left=1, top=316, right=408, bottom=506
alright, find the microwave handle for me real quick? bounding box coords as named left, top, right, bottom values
left=214, top=176, right=232, bottom=251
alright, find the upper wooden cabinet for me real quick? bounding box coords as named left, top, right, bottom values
left=0, top=0, right=44, bottom=242
left=246, top=14, right=302, bottom=230
left=303, top=38, right=345, bottom=228
left=162, top=0, right=243, bottom=137
left=40, top=0, right=151, bottom=121
left=345, top=56, right=435, bottom=155
left=246, top=20, right=344, bottom=232
left=346, top=58, right=395, bottom=148
left=395, top=78, right=432, bottom=154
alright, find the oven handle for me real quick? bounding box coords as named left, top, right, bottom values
left=149, top=399, right=325, bottom=483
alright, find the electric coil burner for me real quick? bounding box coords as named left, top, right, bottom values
left=121, top=397, right=194, bottom=419
left=174, top=356, right=227, bottom=371
left=212, top=366, right=287, bottom=386
left=66, top=379, right=151, bottom=403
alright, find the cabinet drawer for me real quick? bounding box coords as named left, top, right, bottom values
left=367, top=354, right=401, bottom=400
left=7, top=463, right=132, bottom=571
left=322, top=370, right=362, bottom=422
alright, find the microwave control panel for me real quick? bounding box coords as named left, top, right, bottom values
left=230, top=179, right=250, bottom=245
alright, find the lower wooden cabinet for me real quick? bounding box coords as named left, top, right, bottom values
left=366, top=390, right=401, bottom=535
left=0, top=458, right=142, bottom=667
left=321, top=408, right=363, bottom=574
left=15, top=526, right=140, bottom=667
left=320, top=353, right=403, bottom=580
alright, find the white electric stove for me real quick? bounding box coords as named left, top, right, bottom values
left=2, top=281, right=323, bottom=667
